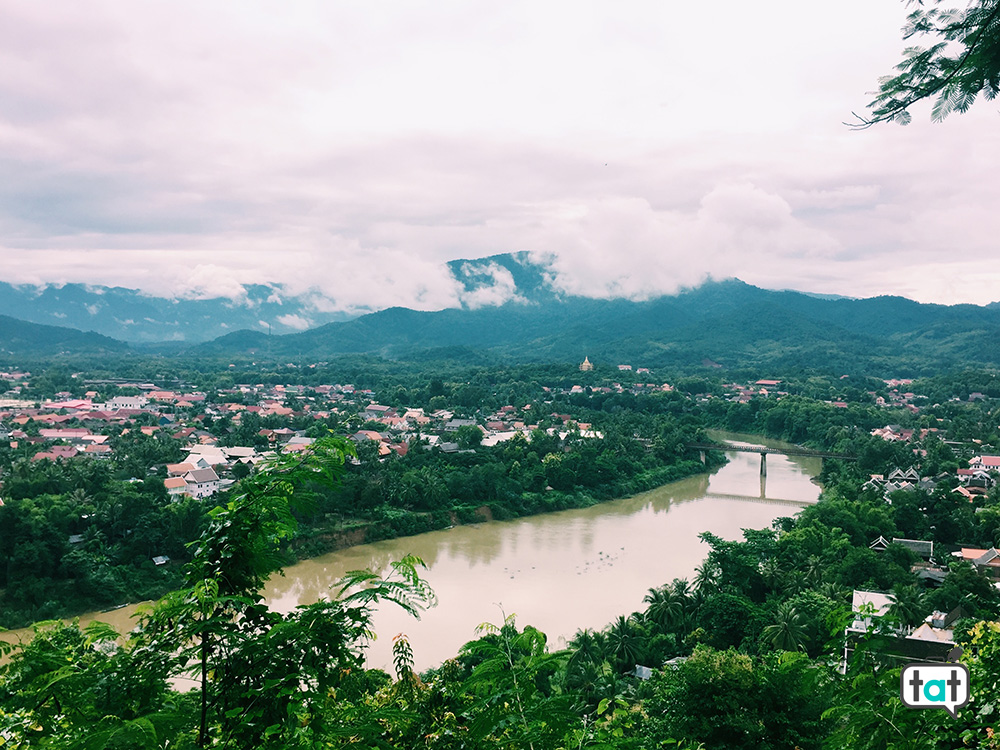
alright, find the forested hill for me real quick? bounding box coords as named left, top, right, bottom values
left=189, top=279, right=1000, bottom=375
left=0, top=282, right=355, bottom=343
left=0, top=314, right=129, bottom=356
left=5, top=266, right=1000, bottom=374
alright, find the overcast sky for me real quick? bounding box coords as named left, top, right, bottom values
left=1, top=1, right=998, bottom=314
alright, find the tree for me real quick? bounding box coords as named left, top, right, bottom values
left=459, top=612, right=575, bottom=749
left=761, top=602, right=807, bottom=652
left=454, top=423, right=483, bottom=450
left=606, top=614, right=646, bottom=672
left=132, top=436, right=436, bottom=748
left=854, top=0, right=1000, bottom=126
left=642, top=647, right=832, bottom=750
left=643, top=586, right=682, bottom=630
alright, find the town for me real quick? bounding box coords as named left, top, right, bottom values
left=4, top=359, right=1000, bottom=747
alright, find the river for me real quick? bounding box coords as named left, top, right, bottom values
left=2, top=433, right=821, bottom=674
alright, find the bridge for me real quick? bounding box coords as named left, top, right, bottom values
left=703, top=492, right=817, bottom=508
left=687, top=442, right=857, bottom=476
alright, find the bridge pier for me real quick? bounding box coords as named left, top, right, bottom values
left=699, top=451, right=706, bottom=465
left=760, top=453, right=767, bottom=477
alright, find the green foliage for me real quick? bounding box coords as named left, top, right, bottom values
left=642, top=647, right=833, bottom=750
left=459, top=612, right=576, bottom=749
left=858, top=0, right=1000, bottom=126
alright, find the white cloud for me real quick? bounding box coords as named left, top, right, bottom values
left=521, top=183, right=839, bottom=300
left=456, top=262, right=526, bottom=309
left=276, top=313, right=313, bottom=330
left=0, top=1, right=995, bottom=308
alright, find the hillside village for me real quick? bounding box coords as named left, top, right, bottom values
left=4, top=361, right=1000, bottom=746
left=0, top=376, right=614, bottom=502
left=4, top=365, right=1000, bottom=666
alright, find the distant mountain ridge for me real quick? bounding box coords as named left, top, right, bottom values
left=189, top=275, right=1000, bottom=374
left=0, top=282, right=357, bottom=343
left=0, top=314, right=129, bottom=357
left=6, top=253, right=1000, bottom=374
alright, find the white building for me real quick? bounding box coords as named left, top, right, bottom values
left=106, top=395, right=148, bottom=410
left=183, top=468, right=220, bottom=499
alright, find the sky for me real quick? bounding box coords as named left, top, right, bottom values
left=1, top=0, right=999, bottom=315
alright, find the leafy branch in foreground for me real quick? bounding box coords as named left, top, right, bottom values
left=460, top=610, right=575, bottom=750
left=852, top=0, right=1000, bottom=127
left=128, top=436, right=435, bottom=748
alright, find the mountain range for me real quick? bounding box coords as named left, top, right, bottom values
left=0, top=281, right=355, bottom=344
left=2, top=252, right=1000, bottom=374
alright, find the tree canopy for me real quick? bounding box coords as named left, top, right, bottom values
left=855, top=0, right=1000, bottom=126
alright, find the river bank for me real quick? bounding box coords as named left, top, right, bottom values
left=287, top=456, right=712, bottom=560
left=2, top=435, right=822, bottom=672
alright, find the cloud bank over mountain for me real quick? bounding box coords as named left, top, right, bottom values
left=2, top=2, right=999, bottom=309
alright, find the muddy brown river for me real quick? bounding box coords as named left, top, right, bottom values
left=3, top=433, right=821, bottom=673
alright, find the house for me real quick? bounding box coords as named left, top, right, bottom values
left=164, top=477, right=189, bottom=497
left=869, top=535, right=891, bottom=551
left=106, top=395, right=149, bottom=410
left=362, top=404, right=396, bottom=420
left=38, top=428, right=93, bottom=442
left=32, top=446, right=79, bottom=461
left=146, top=391, right=178, bottom=402
left=349, top=430, right=386, bottom=444
left=872, top=426, right=915, bottom=442
left=955, top=486, right=987, bottom=501
left=223, top=446, right=259, bottom=462
left=954, top=548, right=1000, bottom=578
left=183, top=468, right=220, bottom=499
left=848, top=590, right=895, bottom=633
left=444, top=418, right=477, bottom=432
left=871, top=536, right=934, bottom=559
left=958, top=468, right=995, bottom=489
left=887, top=467, right=920, bottom=483
left=844, top=590, right=956, bottom=668
left=914, top=566, right=950, bottom=586
left=969, top=455, right=1000, bottom=472
left=884, top=467, right=921, bottom=494
left=892, top=538, right=934, bottom=559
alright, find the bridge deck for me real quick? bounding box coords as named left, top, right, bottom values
left=702, top=492, right=817, bottom=507
left=688, top=443, right=857, bottom=460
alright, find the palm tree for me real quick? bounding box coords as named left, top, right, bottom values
left=759, top=558, right=785, bottom=592
left=817, top=581, right=851, bottom=603
left=606, top=615, right=645, bottom=671
left=670, top=577, right=691, bottom=599
left=693, top=561, right=719, bottom=594
left=643, top=586, right=683, bottom=630
left=567, top=628, right=606, bottom=671
left=803, top=555, right=826, bottom=586
left=889, top=585, right=927, bottom=630
left=68, top=487, right=92, bottom=507
left=762, top=602, right=807, bottom=652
